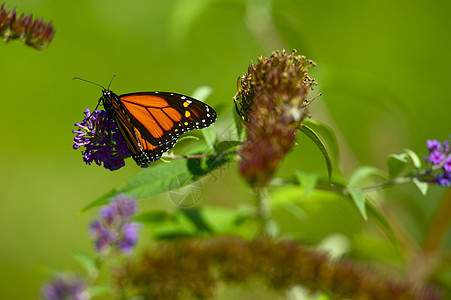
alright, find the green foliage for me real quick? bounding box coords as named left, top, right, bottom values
left=3, top=0, right=449, bottom=299
left=300, top=124, right=333, bottom=182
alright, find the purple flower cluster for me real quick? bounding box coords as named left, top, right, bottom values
left=89, top=195, right=141, bottom=255
left=425, top=137, right=451, bottom=187
left=41, top=274, right=89, bottom=300
left=73, top=109, right=130, bottom=171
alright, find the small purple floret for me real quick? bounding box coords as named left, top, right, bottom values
left=429, top=150, right=444, bottom=165
left=89, top=195, right=141, bottom=255
left=437, top=173, right=451, bottom=187
left=427, top=139, right=441, bottom=151
left=423, top=136, right=451, bottom=187
left=73, top=109, right=130, bottom=171
left=444, top=157, right=451, bottom=173
left=42, top=274, right=89, bottom=300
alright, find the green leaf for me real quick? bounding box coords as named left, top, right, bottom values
left=179, top=207, right=212, bottom=233
left=413, top=178, right=428, bottom=195
left=78, top=188, right=118, bottom=214
left=303, top=119, right=340, bottom=169
left=81, top=156, right=230, bottom=213
left=294, top=170, right=318, bottom=198
left=349, top=166, right=386, bottom=186
left=300, top=124, right=333, bottom=182
left=200, top=205, right=239, bottom=233
left=387, top=153, right=408, bottom=178
left=191, top=86, right=213, bottom=101
left=191, top=86, right=216, bottom=150
left=366, top=201, right=402, bottom=257
left=347, top=187, right=368, bottom=220
left=404, top=148, right=422, bottom=169
left=72, top=252, right=98, bottom=276
left=135, top=211, right=173, bottom=224
left=149, top=209, right=199, bottom=239
left=202, top=126, right=217, bottom=151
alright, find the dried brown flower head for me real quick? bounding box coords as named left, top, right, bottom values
left=235, top=50, right=317, bottom=188
left=114, top=236, right=441, bottom=300
left=0, top=3, right=55, bottom=50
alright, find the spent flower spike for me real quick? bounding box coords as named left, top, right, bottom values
left=89, top=194, right=141, bottom=255
left=235, top=49, right=317, bottom=188
left=0, top=3, right=55, bottom=49
left=73, top=109, right=130, bottom=171
left=424, top=136, right=451, bottom=187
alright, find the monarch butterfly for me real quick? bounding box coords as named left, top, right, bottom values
left=74, top=77, right=217, bottom=167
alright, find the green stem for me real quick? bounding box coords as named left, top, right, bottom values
left=162, top=151, right=237, bottom=160
left=255, top=188, right=271, bottom=232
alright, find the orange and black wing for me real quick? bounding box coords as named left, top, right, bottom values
left=116, top=92, right=216, bottom=165
left=118, top=92, right=217, bottom=146
left=111, top=102, right=176, bottom=165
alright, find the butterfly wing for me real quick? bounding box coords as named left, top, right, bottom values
left=118, top=92, right=216, bottom=146
left=112, top=106, right=176, bottom=165
left=114, top=92, right=217, bottom=166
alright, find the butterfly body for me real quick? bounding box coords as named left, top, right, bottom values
left=100, top=89, right=217, bottom=166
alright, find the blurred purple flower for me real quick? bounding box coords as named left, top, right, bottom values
left=424, top=136, right=451, bottom=187
left=444, top=157, right=451, bottom=173
left=437, top=173, right=451, bottom=187
left=429, top=150, right=444, bottom=165
left=41, top=274, right=89, bottom=300
left=427, top=139, right=441, bottom=151
left=89, top=194, right=141, bottom=255
left=73, top=109, right=130, bottom=171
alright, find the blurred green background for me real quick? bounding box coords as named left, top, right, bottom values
left=1, top=0, right=450, bottom=298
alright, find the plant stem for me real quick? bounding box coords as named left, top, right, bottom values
left=162, top=151, right=237, bottom=160
left=256, top=188, right=271, bottom=232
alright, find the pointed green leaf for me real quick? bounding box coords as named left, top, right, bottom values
left=191, top=86, right=213, bottom=101
left=200, top=205, right=239, bottom=233
left=191, top=86, right=216, bottom=150
left=134, top=211, right=173, bottom=224
left=79, top=188, right=118, bottom=214
left=72, top=252, right=98, bottom=276
left=294, top=170, right=318, bottom=198
left=413, top=178, right=428, bottom=195
left=366, top=201, right=402, bottom=257
left=303, top=119, right=340, bottom=167
left=179, top=207, right=212, bottom=233
left=387, top=153, right=409, bottom=178
left=404, top=148, right=422, bottom=169
left=81, top=157, right=230, bottom=213
left=349, top=166, right=386, bottom=186
left=300, top=124, right=333, bottom=182
left=347, top=187, right=368, bottom=220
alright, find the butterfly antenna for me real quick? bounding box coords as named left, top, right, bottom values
left=107, top=74, right=116, bottom=90
left=72, top=77, right=106, bottom=90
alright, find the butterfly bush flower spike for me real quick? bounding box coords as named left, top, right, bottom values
left=89, top=195, right=141, bottom=255
left=73, top=109, right=130, bottom=171
left=41, top=274, right=89, bottom=300
left=424, top=136, right=451, bottom=187
left=0, top=3, right=55, bottom=49
left=234, top=50, right=317, bottom=188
